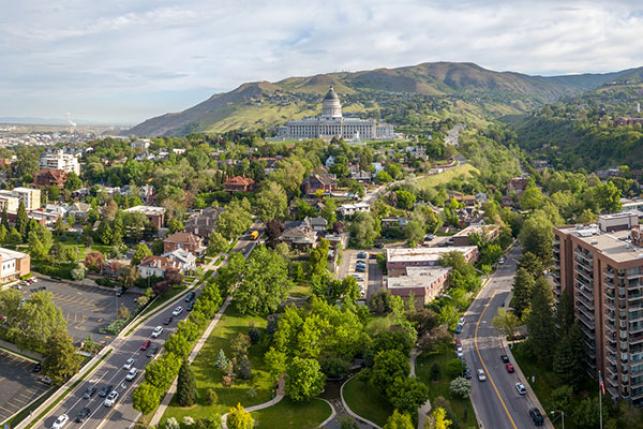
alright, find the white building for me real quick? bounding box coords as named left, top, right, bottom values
left=278, top=87, right=395, bottom=141
left=40, top=149, right=80, bottom=175
left=12, top=188, right=42, bottom=211
left=0, top=191, right=20, bottom=213
left=338, top=202, right=370, bottom=217
left=163, top=248, right=196, bottom=272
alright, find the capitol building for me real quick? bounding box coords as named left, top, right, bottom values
left=277, top=87, right=395, bottom=141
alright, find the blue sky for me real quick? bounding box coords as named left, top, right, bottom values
left=1, top=0, right=642, bottom=124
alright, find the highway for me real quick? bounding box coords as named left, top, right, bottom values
left=38, top=238, right=258, bottom=429
left=460, top=245, right=552, bottom=429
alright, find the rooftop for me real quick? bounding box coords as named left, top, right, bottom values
left=0, top=247, right=28, bottom=260
left=386, top=246, right=477, bottom=264
left=125, top=205, right=166, bottom=215
left=557, top=224, right=642, bottom=264
left=387, top=266, right=450, bottom=290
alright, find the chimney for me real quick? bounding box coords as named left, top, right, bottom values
left=632, top=225, right=641, bottom=247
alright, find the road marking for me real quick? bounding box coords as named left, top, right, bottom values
left=474, top=291, right=519, bottom=429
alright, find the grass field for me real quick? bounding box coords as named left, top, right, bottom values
left=415, top=349, right=477, bottom=428
left=252, top=398, right=331, bottom=429
left=161, top=308, right=274, bottom=423
left=414, top=163, right=478, bottom=190
left=342, top=375, right=393, bottom=427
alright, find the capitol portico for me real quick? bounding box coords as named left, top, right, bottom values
left=277, top=86, right=395, bottom=141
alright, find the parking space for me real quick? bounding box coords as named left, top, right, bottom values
left=22, top=279, right=138, bottom=342
left=336, top=249, right=384, bottom=300
left=0, top=350, right=50, bottom=423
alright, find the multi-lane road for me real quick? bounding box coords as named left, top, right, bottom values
left=460, top=245, right=552, bottom=429
left=38, top=238, right=258, bottom=429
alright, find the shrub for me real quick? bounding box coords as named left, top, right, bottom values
left=205, top=388, right=218, bottom=405
left=449, top=376, right=472, bottom=399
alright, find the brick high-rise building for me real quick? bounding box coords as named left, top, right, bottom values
left=552, top=211, right=643, bottom=404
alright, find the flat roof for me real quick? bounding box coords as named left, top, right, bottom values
left=387, top=246, right=477, bottom=264
left=0, top=247, right=28, bottom=260
left=558, top=226, right=642, bottom=263
left=387, top=267, right=450, bottom=290
left=125, top=205, right=165, bottom=215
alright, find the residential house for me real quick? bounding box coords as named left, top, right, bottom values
left=185, top=207, right=223, bottom=239
left=450, top=224, right=501, bottom=246
left=163, top=232, right=205, bottom=254
left=302, top=172, right=336, bottom=196
left=338, top=202, right=370, bottom=217
left=67, top=202, right=91, bottom=220
left=307, top=216, right=328, bottom=233
left=507, top=176, right=529, bottom=195
left=125, top=205, right=165, bottom=229
left=163, top=248, right=197, bottom=272
left=279, top=219, right=318, bottom=250
left=34, top=168, right=68, bottom=188
left=138, top=255, right=181, bottom=279
left=224, top=176, right=255, bottom=193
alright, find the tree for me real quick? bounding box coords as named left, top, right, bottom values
left=387, top=376, right=430, bottom=415
left=64, top=171, right=83, bottom=191
left=519, top=184, right=545, bottom=210
left=43, top=330, right=80, bottom=384
left=132, top=243, right=153, bottom=266
left=177, top=359, right=197, bottom=406
left=28, top=221, right=53, bottom=259
left=168, top=217, right=184, bottom=234
left=84, top=251, right=105, bottom=272
left=383, top=410, right=414, bottom=429
left=16, top=200, right=28, bottom=241
left=492, top=308, right=522, bottom=340
left=227, top=403, right=254, bottom=429
left=350, top=212, right=380, bottom=248
left=265, top=347, right=287, bottom=382
left=518, top=210, right=553, bottom=265
left=510, top=267, right=536, bottom=316
left=117, top=304, right=131, bottom=320
left=320, top=197, right=337, bottom=227
left=70, top=263, right=87, bottom=281
left=404, top=220, right=424, bottom=247
left=593, top=181, right=622, bottom=213
left=449, top=376, right=471, bottom=399
left=207, top=231, right=229, bottom=256
left=132, top=382, right=161, bottom=414
left=527, top=277, right=556, bottom=367
left=553, top=323, right=585, bottom=389
left=285, top=357, right=326, bottom=401
left=15, top=291, right=67, bottom=353
left=255, top=181, right=288, bottom=222
left=215, top=349, right=230, bottom=371
left=427, top=407, right=452, bottom=429
left=217, top=199, right=253, bottom=240
left=370, top=350, right=410, bottom=395
left=395, top=190, right=416, bottom=210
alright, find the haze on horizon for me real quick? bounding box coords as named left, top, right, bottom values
left=1, top=0, right=642, bottom=124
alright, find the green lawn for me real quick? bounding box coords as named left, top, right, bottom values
left=161, top=308, right=274, bottom=423
left=288, top=283, right=312, bottom=298
left=252, top=398, right=331, bottom=429
left=342, top=375, right=393, bottom=427
left=414, top=163, right=478, bottom=190
left=415, top=349, right=477, bottom=428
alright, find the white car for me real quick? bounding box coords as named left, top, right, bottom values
left=499, top=257, right=506, bottom=264
left=151, top=326, right=163, bottom=338
left=515, top=382, right=527, bottom=396
left=52, top=414, right=69, bottom=429
left=123, top=358, right=135, bottom=370
left=477, top=369, right=487, bottom=382
left=456, top=345, right=463, bottom=358
left=172, top=306, right=183, bottom=317
left=126, top=367, right=138, bottom=381
left=104, top=390, right=119, bottom=407
left=458, top=317, right=465, bottom=325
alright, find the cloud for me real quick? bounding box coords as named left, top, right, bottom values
left=0, top=0, right=642, bottom=123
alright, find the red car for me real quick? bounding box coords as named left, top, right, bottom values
left=505, top=363, right=515, bottom=373
left=140, top=340, right=151, bottom=351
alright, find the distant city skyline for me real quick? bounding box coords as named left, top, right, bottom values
left=1, top=0, right=642, bottom=124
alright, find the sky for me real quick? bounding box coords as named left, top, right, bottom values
left=1, top=0, right=642, bottom=125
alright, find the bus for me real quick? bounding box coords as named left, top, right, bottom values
left=250, top=230, right=259, bottom=240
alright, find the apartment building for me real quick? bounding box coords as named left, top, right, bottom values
left=552, top=211, right=643, bottom=404
left=10, top=188, right=42, bottom=211
left=0, top=247, right=30, bottom=286
left=39, top=149, right=81, bottom=175
left=0, top=191, right=20, bottom=213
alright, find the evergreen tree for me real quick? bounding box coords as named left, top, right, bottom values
left=1, top=205, right=9, bottom=229
left=555, top=291, right=575, bottom=337
left=527, top=277, right=556, bottom=367
left=215, top=349, right=229, bottom=371
left=176, top=359, right=197, bottom=406
left=16, top=200, right=28, bottom=241
left=510, top=267, right=536, bottom=316
left=553, top=323, right=585, bottom=390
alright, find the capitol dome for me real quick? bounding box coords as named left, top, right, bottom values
left=322, top=86, right=342, bottom=118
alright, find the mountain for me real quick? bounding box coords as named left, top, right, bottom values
left=127, top=62, right=643, bottom=136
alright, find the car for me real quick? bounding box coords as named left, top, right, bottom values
left=186, top=301, right=194, bottom=312
left=352, top=274, right=364, bottom=281
left=529, top=408, right=544, bottom=426
left=39, top=376, right=53, bottom=385
left=456, top=346, right=463, bottom=358
left=52, top=414, right=69, bottom=429
left=98, top=385, right=113, bottom=398
left=357, top=251, right=368, bottom=259
left=140, top=340, right=151, bottom=351
left=126, top=367, right=138, bottom=381
left=515, top=382, right=527, bottom=396
left=163, top=316, right=174, bottom=325
left=454, top=324, right=463, bottom=334
left=74, top=407, right=91, bottom=423
left=458, top=316, right=465, bottom=325
left=123, top=358, right=135, bottom=370
left=82, top=386, right=97, bottom=399
left=463, top=368, right=472, bottom=379
left=116, top=287, right=124, bottom=297
left=172, top=306, right=183, bottom=316
left=499, top=257, right=506, bottom=264
left=500, top=354, right=510, bottom=363
left=185, top=291, right=196, bottom=303
left=104, top=390, right=119, bottom=407
left=32, top=363, right=42, bottom=373
left=355, top=265, right=366, bottom=273
left=425, top=233, right=435, bottom=241
left=151, top=326, right=163, bottom=338
left=477, top=369, right=487, bottom=381
left=505, top=363, right=515, bottom=373
left=146, top=345, right=160, bottom=358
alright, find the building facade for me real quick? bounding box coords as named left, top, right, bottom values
left=40, top=149, right=80, bottom=175
left=278, top=87, right=395, bottom=141
left=552, top=212, right=643, bottom=404
left=0, top=248, right=30, bottom=285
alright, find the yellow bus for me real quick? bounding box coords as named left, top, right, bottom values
left=250, top=230, right=259, bottom=240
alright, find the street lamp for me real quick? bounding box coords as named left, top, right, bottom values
left=550, top=410, right=565, bottom=429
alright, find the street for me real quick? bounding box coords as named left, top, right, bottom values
left=37, top=237, right=258, bottom=429
left=460, top=245, right=552, bottom=429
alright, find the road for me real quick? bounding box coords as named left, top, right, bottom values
left=460, top=245, right=551, bottom=429
left=39, top=238, right=258, bottom=429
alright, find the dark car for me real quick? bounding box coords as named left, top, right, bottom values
left=357, top=251, right=368, bottom=259
left=140, top=340, right=151, bottom=351
left=454, top=324, right=463, bottom=334
left=98, top=385, right=114, bottom=398
left=163, top=316, right=174, bottom=325
left=185, top=291, right=196, bottom=303
left=146, top=345, right=160, bottom=358
left=529, top=408, right=544, bottom=426
left=186, top=301, right=194, bottom=312
left=500, top=354, right=510, bottom=363
left=83, top=386, right=97, bottom=399
left=116, top=287, right=124, bottom=297
left=32, top=363, right=42, bottom=373
left=75, top=407, right=91, bottom=423
left=463, top=368, right=472, bottom=379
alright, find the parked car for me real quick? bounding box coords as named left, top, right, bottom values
left=163, top=316, right=174, bottom=325
left=123, top=358, right=135, bottom=370
left=515, top=382, right=527, bottom=396
left=151, top=326, right=163, bottom=338
left=52, top=414, right=69, bottom=429
left=39, top=376, right=53, bottom=385
left=82, top=386, right=97, bottom=399
left=125, top=368, right=138, bottom=381
left=355, top=265, right=366, bottom=273
left=500, top=354, right=510, bottom=363
left=499, top=257, right=506, bottom=264
left=357, top=251, right=368, bottom=259
left=32, top=363, right=42, bottom=373
left=98, top=385, right=114, bottom=398
left=458, top=316, right=465, bottom=325
left=185, top=291, right=196, bottom=303
left=529, top=408, right=544, bottom=426
left=116, top=287, right=124, bottom=297
left=505, top=363, right=515, bottom=373
left=172, top=306, right=183, bottom=316
left=147, top=345, right=160, bottom=358
left=186, top=301, right=194, bottom=312
left=75, top=407, right=91, bottom=423
left=455, top=345, right=463, bottom=358
left=425, top=234, right=435, bottom=241
left=477, top=369, right=487, bottom=382
left=104, top=390, right=119, bottom=407
left=463, top=367, right=472, bottom=379
left=140, top=340, right=151, bottom=351
left=455, top=324, right=463, bottom=334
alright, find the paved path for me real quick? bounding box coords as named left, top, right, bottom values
left=409, top=348, right=431, bottom=429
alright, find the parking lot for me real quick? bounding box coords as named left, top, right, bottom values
left=0, top=350, right=51, bottom=423
left=336, top=249, right=384, bottom=300
left=22, top=278, right=138, bottom=343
